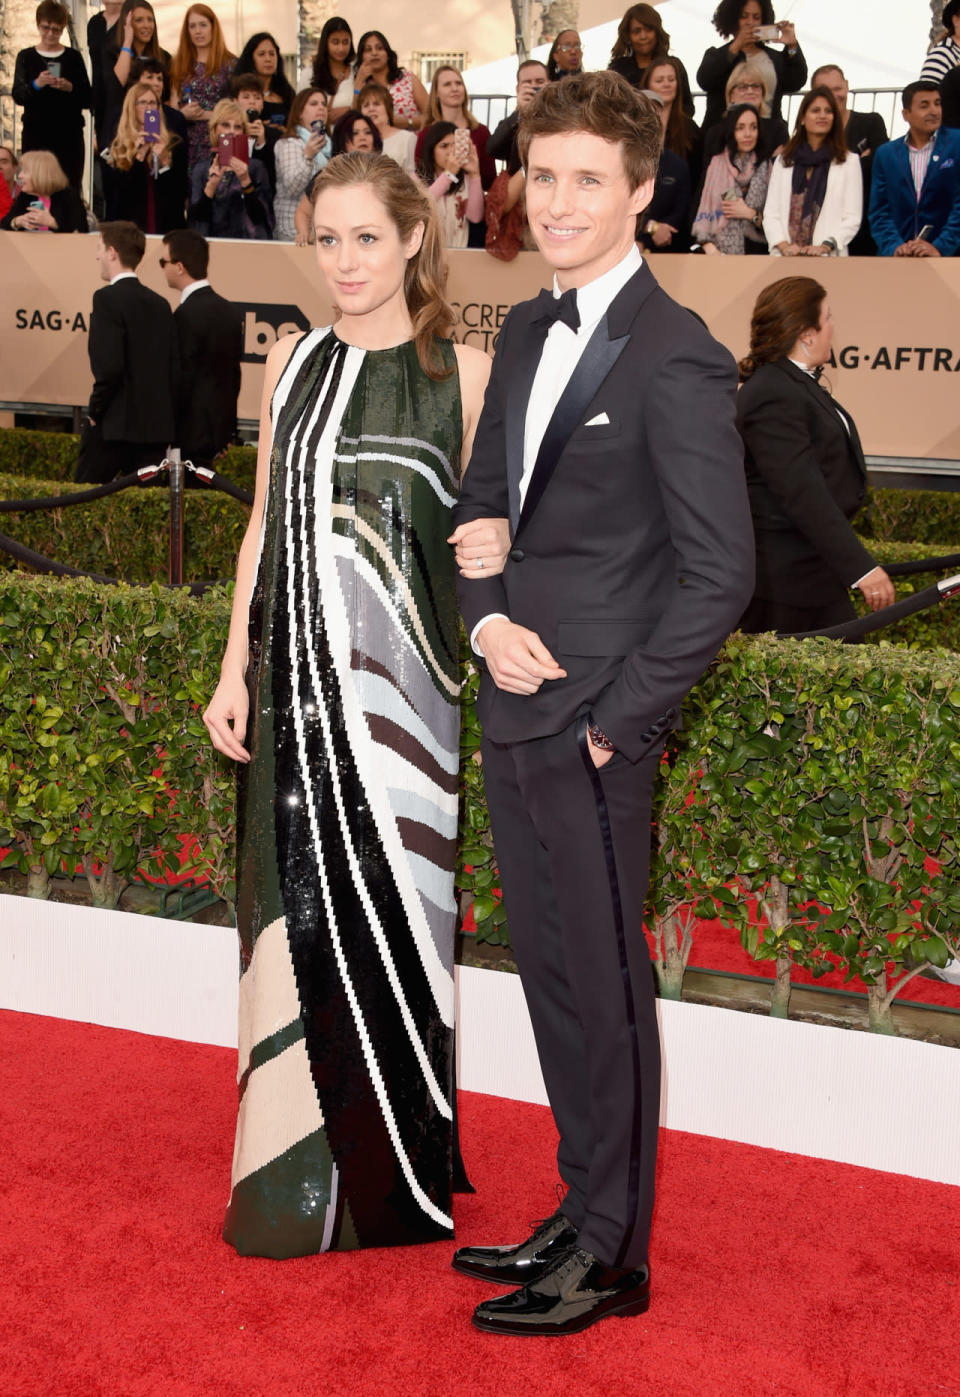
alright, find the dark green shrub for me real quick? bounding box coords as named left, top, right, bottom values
left=0, top=472, right=247, bottom=583
left=0, top=428, right=257, bottom=493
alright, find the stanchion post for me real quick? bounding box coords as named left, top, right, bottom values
left=168, top=446, right=184, bottom=586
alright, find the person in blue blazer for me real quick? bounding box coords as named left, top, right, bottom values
left=869, top=80, right=960, bottom=256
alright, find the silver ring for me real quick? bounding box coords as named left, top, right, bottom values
left=477, top=558, right=485, bottom=569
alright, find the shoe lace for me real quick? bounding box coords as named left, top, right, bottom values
left=526, top=1183, right=569, bottom=1239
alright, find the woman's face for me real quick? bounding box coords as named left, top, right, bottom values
left=253, top=39, right=277, bottom=75
left=327, top=29, right=352, bottom=64
left=554, top=32, right=582, bottom=71
left=301, top=91, right=328, bottom=127
left=734, top=110, right=758, bottom=152
left=729, top=78, right=764, bottom=107
left=361, top=35, right=388, bottom=68
left=313, top=182, right=420, bottom=318
left=738, top=1, right=763, bottom=35
left=130, top=7, right=155, bottom=45
left=647, top=64, right=677, bottom=103
left=139, top=69, right=164, bottom=99
left=215, top=116, right=244, bottom=139
left=135, top=91, right=159, bottom=128
left=37, top=17, right=65, bottom=46
left=805, top=298, right=835, bottom=366
left=803, top=96, right=834, bottom=140
left=432, top=133, right=455, bottom=170
left=188, top=10, right=212, bottom=48
left=346, top=119, right=374, bottom=152
left=19, top=163, right=35, bottom=194
left=629, top=20, right=657, bottom=58
left=0, top=149, right=17, bottom=187
left=436, top=70, right=466, bottom=109
left=360, top=95, right=388, bottom=129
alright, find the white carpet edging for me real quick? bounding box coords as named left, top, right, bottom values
left=2, top=892, right=958, bottom=1187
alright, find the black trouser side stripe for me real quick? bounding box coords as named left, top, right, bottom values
left=576, top=716, right=642, bottom=1269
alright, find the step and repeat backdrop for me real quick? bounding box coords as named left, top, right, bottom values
left=2, top=232, right=959, bottom=459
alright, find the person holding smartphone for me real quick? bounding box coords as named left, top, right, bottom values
left=102, top=83, right=187, bottom=233
left=229, top=72, right=281, bottom=192
left=12, top=1, right=92, bottom=190
left=416, top=121, right=485, bottom=248
left=413, top=66, right=496, bottom=190
left=696, top=0, right=805, bottom=132
left=188, top=99, right=271, bottom=240
left=274, top=88, right=332, bottom=241
left=0, top=148, right=86, bottom=232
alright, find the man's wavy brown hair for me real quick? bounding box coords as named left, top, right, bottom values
left=516, top=70, right=662, bottom=190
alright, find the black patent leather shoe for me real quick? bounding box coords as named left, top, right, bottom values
left=451, top=1208, right=579, bottom=1285
left=472, top=1246, right=650, bottom=1336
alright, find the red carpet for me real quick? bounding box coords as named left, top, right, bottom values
left=1, top=1011, right=957, bottom=1397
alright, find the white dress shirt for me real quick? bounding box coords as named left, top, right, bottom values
left=472, top=245, right=644, bottom=653
left=109, top=272, right=138, bottom=285
left=180, top=277, right=210, bottom=304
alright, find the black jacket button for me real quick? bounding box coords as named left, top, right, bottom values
left=509, top=548, right=525, bottom=562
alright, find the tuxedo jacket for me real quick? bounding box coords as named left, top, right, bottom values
left=87, top=277, right=178, bottom=444
left=173, top=285, right=243, bottom=460
left=869, top=128, right=960, bottom=256
left=452, top=261, right=755, bottom=764
left=735, top=358, right=874, bottom=606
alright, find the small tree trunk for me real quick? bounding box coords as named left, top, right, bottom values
left=652, top=910, right=692, bottom=1000
left=867, top=982, right=896, bottom=1035
left=769, top=951, right=792, bottom=1018
left=82, top=853, right=124, bottom=910
left=26, top=865, right=51, bottom=899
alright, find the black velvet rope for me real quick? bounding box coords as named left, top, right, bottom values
left=0, top=530, right=225, bottom=594
left=786, top=582, right=944, bottom=642
left=0, top=469, right=149, bottom=512
left=203, top=470, right=254, bottom=506
left=884, top=551, right=960, bottom=577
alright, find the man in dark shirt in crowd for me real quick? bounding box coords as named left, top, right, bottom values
left=160, top=229, right=243, bottom=472
left=870, top=81, right=960, bottom=256
left=811, top=63, right=888, bottom=255
left=77, top=221, right=178, bottom=484
left=486, top=60, right=550, bottom=173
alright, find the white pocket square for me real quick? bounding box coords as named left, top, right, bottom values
left=585, top=412, right=610, bottom=427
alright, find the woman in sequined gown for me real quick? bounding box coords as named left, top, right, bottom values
left=203, top=152, right=504, bottom=1258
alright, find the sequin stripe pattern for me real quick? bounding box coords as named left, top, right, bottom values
left=274, top=339, right=458, bottom=1244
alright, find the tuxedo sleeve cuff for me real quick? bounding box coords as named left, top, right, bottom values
left=471, top=613, right=508, bottom=656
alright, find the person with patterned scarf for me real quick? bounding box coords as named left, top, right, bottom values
left=693, top=102, right=771, bottom=253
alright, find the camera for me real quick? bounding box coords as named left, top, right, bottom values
left=752, top=24, right=782, bottom=42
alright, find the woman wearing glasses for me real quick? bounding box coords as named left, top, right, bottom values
left=12, top=0, right=93, bottom=189
left=547, top=30, right=583, bottom=81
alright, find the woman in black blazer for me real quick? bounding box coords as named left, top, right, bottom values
left=735, top=276, right=894, bottom=634
left=697, top=0, right=806, bottom=132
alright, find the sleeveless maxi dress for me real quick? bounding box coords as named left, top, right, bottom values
left=224, top=329, right=464, bottom=1257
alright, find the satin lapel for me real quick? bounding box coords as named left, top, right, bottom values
left=515, top=317, right=630, bottom=538
left=505, top=314, right=547, bottom=534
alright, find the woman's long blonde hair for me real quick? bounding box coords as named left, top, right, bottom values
left=310, top=152, right=455, bottom=380
left=170, top=3, right=234, bottom=91
left=109, top=83, right=176, bottom=170
left=425, top=65, right=478, bottom=130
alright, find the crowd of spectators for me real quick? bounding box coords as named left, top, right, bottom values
left=5, top=0, right=960, bottom=259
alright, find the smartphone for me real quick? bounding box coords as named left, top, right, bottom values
left=722, top=186, right=738, bottom=201
left=217, top=133, right=233, bottom=166
left=310, top=118, right=325, bottom=134
left=243, top=108, right=259, bottom=123
left=917, top=224, right=934, bottom=241
left=752, top=24, right=781, bottom=41
left=143, top=106, right=161, bottom=143
left=46, top=59, right=61, bottom=78
left=453, top=127, right=471, bottom=164
left=856, top=136, right=869, bottom=154
left=268, top=112, right=285, bottom=125
left=232, top=132, right=249, bottom=163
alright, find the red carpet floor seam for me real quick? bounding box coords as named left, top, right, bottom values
left=0, top=1010, right=957, bottom=1397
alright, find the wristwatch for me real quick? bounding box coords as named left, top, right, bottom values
left=587, top=716, right=616, bottom=752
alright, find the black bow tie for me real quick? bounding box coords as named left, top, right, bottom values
left=810, top=364, right=824, bottom=382
left=532, top=286, right=580, bottom=333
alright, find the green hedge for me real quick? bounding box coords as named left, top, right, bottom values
left=861, top=540, right=960, bottom=651
left=3, top=426, right=959, bottom=546
left=0, top=429, right=258, bottom=495
left=3, top=575, right=957, bottom=1035
left=0, top=472, right=248, bottom=583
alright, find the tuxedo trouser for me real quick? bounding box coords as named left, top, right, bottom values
left=481, top=715, right=662, bottom=1269
left=75, top=423, right=168, bottom=484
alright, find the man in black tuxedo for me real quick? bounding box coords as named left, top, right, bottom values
left=448, top=72, right=754, bottom=1336
left=811, top=65, right=888, bottom=256
left=160, top=229, right=242, bottom=471
left=76, top=221, right=177, bottom=484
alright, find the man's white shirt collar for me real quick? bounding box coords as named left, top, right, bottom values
left=551, top=244, right=642, bottom=333
left=180, top=278, right=210, bottom=304
left=109, top=272, right=138, bottom=284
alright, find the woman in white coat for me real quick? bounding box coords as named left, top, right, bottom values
left=763, top=86, right=861, bottom=256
